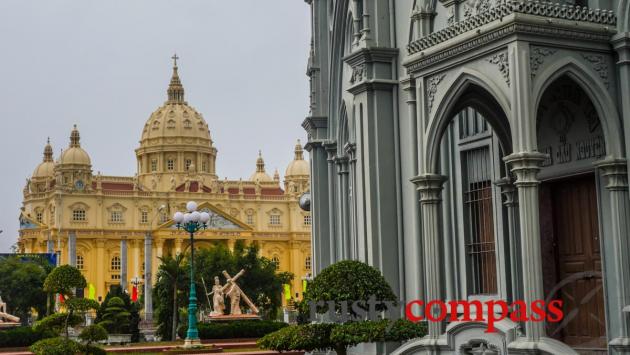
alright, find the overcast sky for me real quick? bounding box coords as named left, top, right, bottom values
left=0, top=1, right=311, bottom=252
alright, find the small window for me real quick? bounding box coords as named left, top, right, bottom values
left=305, top=256, right=312, bottom=270
left=247, top=214, right=254, bottom=225
left=269, top=215, right=281, bottom=225
left=151, top=159, right=158, bottom=172
left=141, top=210, right=149, bottom=224
left=271, top=255, right=280, bottom=270
left=303, top=215, right=311, bottom=226
left=202, top=161, right=207, bottom=172
left=111, top=256, right=121, bottom=271
left=159, top=212, right=168, bottom=224
left=183, top=119, right=192, bottom=129
left=72, top=209, right=86, bottom=222
left=167, top=159, right=175, bottom=171
left=76, top=255, right=84, bottom=270
left=185, top=159, right=192, bottom=171
left=36, top=211, right=43, bottom=223
left=111, top=274, right=121, bottom=280
left=110, top=211, right=123, bottom=223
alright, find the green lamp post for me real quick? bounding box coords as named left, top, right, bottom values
left=173, top=201, right=209, bottom=348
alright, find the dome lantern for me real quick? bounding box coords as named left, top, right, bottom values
left=58, top=125, right=92, bottom=166
left=285, top=139, right=310, bottom=177
left=32, top=138, right=55, bottom=179
left=167, top=53, right=185, bottom=104
left=250, top=151, right=273, bottom=182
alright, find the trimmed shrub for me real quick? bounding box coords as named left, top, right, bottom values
left=0, top=326, right=55, bottom=348
left=30, top=337, right=81, bottom=355
left=33, top=313, right=83, bottom=334
left=178, top=320, right=288, bottom=340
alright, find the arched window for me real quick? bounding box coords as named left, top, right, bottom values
left=271, top=255, right=280, bottom=270
left=72, top=209, right=86, bottom=222
left=305, top=256, right=312, bottom=270
left=111, top=256, right=121, bottom=271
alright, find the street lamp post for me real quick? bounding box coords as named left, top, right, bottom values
left=173, top=201, right=209, bottom=348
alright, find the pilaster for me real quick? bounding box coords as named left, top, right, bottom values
left=144, top=232, right=153, bottom=322
left=121, top=238, right=128, bottom=291
left=495, top=177, right=521, bottom=303
left=596, top=158, right=630, bottom=352
left=411, top=173, right=448, bottom=339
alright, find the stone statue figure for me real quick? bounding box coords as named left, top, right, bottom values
left=209, top=276, right=225, bottom=316
left=0, top=296, right=6, bottom=313
left=226, top=284, right=242, bottom=315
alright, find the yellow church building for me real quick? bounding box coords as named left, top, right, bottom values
left=18, top=58, right=312, bottom=318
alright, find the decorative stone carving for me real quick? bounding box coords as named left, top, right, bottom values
left=530, top=46, right=557, bottom=77
left=426, top=73, right=446, bottom=113
left=407, top=1, right=616, bottom=55
left=204, top=270, right=259, bottom=318
left=485, top=51, right=510, bottom=86
left=582, top=54, right=610, bottom=88
left=464, top=0, right=502, bottom=19
left=349, top=64, right=366, bottom=84
left=209, top=276, right=225, bottom=316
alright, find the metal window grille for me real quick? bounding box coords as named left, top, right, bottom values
left=73, top=209, right=86, bottom=221
left=270, top=215, right=281, bottom=225
left=111, top=256, right=121, bottom=271
left=304, top=215, right=312, bottom=225
left=463, top=146, right=497, bottom=295
left=167, top=159, right=175, bottom=171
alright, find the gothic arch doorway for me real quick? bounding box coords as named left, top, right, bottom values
left=537, top=76, right=607, bottom=350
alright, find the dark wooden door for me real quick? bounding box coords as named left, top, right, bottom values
left=549, top=174, right=606, bottom=348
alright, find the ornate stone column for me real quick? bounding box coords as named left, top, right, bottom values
left=596, top=158, right=630, bottom=351
left=96, top=239, right=105, bottom=301
left=336, top=156, right=350, bottom=259
left=503, top=152, right=546, bottom=341
left=411, top=174, right=447, bottom=338
left=120, top=238, right=128, bottom=291
left=67, top=231, right=76, bottom=267
left=495, top=177, right=521, bottom=303
left=144, top=232, right=153, bottom=322
left=325, top=142, right=339, bottom=262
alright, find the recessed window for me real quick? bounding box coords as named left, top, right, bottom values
left=185, top=159, right=192, bottom=171
left=111, top=274, right=121, bottom=280
left=305, top=256, right=312, bottom=270
left=110, top=211, right=123, bottom=223
left=77, top=255, right=84, bottom=270
left=183, top=119, right=192, bottom=129
left=269, top=215, right=281, bottom=225
left=272, top=255, right=280, bottom=270
left=151, top=159, right=158, bottom=172
left=141, top=210, right=149, bottom=224
left=202, top=161, right=207, bottom=172
left=303, top=215, right=311, bottom=226
left=36, top=211, right=43, bottom=223
left=247, top=214, right=254, bottom=225
left=159, top=212, right=168, bottom=224
left=72, top=209, right=86, bottom=222
left=167, top=159, right=175, bottom=171
left=111, top=256, right=121, bottom=271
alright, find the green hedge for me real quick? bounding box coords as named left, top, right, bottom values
left=178, top=320, right=288, bottom=340
left=0, top=326, right=56, bottom=348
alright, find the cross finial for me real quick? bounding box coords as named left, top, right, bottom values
left=172, top=53, right=179, bottom=67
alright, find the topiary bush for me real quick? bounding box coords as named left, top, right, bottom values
left=258, top=319, right=427, bottom=355
left=0, top=326, right=56, bottom=348
left=303, top=260, right=398, bottom=318
left=30, top=337, right=81, bottom=355
left=178, top=320, right=288, bottom=340
left=33, top=312, right=83, bottom=335
left=98, top=296, right=131, bottom=334
left=79, top=324, right=108, bottom=348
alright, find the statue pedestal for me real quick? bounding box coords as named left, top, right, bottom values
left=206, top=314, right=261, bottom=322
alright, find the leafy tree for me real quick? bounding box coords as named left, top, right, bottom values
left=303, top=260, right=397, bottom=317
left=97, top=297, right=130, bottom=334
left=41, top=265, right=97, bottom=338
left=95, top=286, right=139, bottom=340
left=0, top=256, right=51, bottom=322
left=79, top=324, right=108, bottom=354
left=154, top=254, right=187, bottom=341
left=195, top=241, right=293, bottom=319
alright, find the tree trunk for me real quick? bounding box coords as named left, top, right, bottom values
left=171, top=284, right=178, bottom=341
left=335, top=346, right=347, bottom=355
left=65, top=310, right=72, bottom=339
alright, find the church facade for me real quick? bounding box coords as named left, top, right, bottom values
left=304, top=0, right=630, bottom=354
left=19, top=59, right=312, bottom=319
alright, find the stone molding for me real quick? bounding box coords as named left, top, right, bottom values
left=503, top=152, right=547, bottom=187
left=530, top=46, right=558, bottom=77
left=596, top=157, right=629, bottom=190
left=426, top=73, right=447, bottom=113
left=407, top=0, right=616, bottom=55
left=485, top=51, right=510, bottom=86
left=582, top=53, right=610, bottom=88
left=411, top=174, right=448, bottom=203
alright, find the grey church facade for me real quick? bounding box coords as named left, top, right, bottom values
left=303, top=0, right=630, bottom=354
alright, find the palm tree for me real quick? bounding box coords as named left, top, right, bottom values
left=156, top=254, right=185, bottom=341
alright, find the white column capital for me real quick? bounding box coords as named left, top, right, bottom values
left=411, top=174, right=448, bottom=203
left=596, top=157, right=628, bottom=191
left=495, top=177, right=518, bottom=207
left=503, top=152, right=547, bottom=186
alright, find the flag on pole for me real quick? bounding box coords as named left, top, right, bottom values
left=132, top=285, right=138, bottom=302
left=88, top=283, right=96, bottom=300
left=283, top=284, right=291, bottom=301
left=302, top=280, right=307, bottom=293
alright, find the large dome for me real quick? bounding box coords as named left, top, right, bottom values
left=59, top=125, right=91, bottom=166
left=139, top=61, right=211, bottom=147
left=285, top=140, right=309, bottom=177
